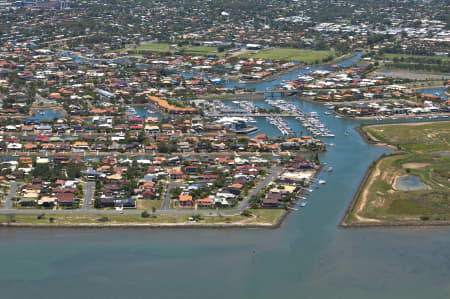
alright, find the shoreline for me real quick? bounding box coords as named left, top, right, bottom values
left=0, top=165, right=322, bottom=230
left=340, top=121, right=450, bottom=228
left=0, top=221, right=279, bottom=230
left=0, top=210, right=290, bottom=230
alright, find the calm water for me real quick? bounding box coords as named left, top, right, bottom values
left=396, top=176, right=428, bottom=191
left=419, top=87, right=448, bottom=100
left=26, top=109, right=64, bottom=122
left=2, top=54, right=450, bottom=299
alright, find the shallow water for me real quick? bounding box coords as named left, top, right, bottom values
left=396, top=176, right=428, bottom=191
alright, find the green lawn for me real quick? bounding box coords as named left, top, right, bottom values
left=239, top=48, right=335, bottom=64
left=0, top=209, right=285, bottom=226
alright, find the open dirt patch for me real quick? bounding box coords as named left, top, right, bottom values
left=402, top=163, right=430, bottom=169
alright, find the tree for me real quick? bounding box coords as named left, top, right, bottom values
left=141, top=211, right=150, bottom=218
left=241, top=209, right=252, bottom=217
left=169, top=187, right=182, bottom=198
left=6, top=214, right=16, bottom=223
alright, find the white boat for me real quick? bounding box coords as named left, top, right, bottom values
left=318, top=180, right=326, bottom=184
left=299, top=201, right=307, bottom=207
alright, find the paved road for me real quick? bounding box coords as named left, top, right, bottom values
left=82, top=183, right=95, bottom=210
left=162, top=182, right=182, bottom=210
left=236, top=167, right=282, bottom=212
left=2, top=182, right=20, bottom=209
left=0, top=168, right=282, bottom=215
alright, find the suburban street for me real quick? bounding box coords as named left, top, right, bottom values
left=236, top=167, right=283, bottom=212
left=162, top=181, right=182, bottom=210
left=0, top=168, right=282, bottom=216
left=82, top=182, right=95, bottom=210
left=2, top=182, right=20, bottom=209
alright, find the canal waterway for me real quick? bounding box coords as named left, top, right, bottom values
left=1, top=54, right=450, bottom=299
left=419, top=87, right=448, bottom=100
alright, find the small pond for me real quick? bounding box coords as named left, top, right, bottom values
left=395, top=176, right=428, bottom=191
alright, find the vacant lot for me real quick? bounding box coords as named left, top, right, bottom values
left=136, top=199, right=162, bottom=210
left=345, top=121, right=450, bottom=225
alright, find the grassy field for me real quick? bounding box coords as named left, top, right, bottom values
left=118, top=43, right=222, bottom=56
left=345, top=121, right=450, bottom=225
left=365, top=122, right=450, bottom=152
left=382, top=54, right=450, bottom=63
left=378, top=54, right=450, bottom=74
left=238, top=48, right=335, bottom=64
left=130, top=42, right=172, bottom=52
left=0, top=209, right=285, bottom=226
left=136, top=199, right=162, bottom=210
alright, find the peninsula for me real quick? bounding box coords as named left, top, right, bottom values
left=342, top=121, right=450, bottom=227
